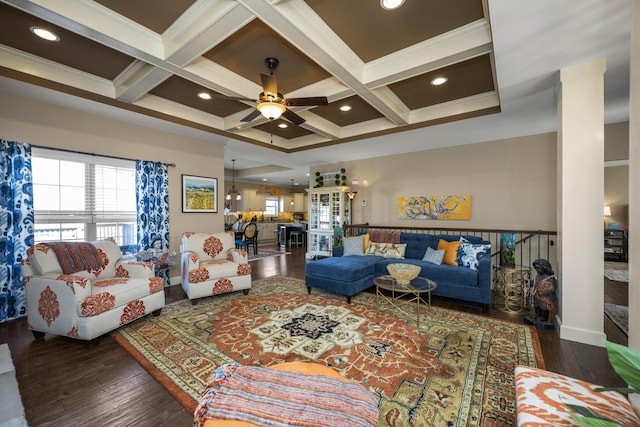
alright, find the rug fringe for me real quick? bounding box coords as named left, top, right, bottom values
left=528, top=326, right=546, bottom=370
left=111, top=330, right=198, bottom=413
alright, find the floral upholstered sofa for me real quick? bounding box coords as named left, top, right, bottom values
left=23, top=239, right=165, bottom=341
left=180, top=231, right=252, bottom=303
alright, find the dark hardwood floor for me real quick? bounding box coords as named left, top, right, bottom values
left=0, top=243, right=628, bottom=426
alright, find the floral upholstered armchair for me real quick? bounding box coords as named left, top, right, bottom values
left=180, top=231, right=252, bottom=303
left=23, top=239, right=165, bottom=341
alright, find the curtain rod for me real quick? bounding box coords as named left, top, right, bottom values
left=31, top=144, right=176, bottom=167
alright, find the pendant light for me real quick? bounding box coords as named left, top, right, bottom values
left=290, top=179, right=295, bottom=206
left=226, top=159, right=241, bottom=201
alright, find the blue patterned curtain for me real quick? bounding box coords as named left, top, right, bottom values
left=0, top=140, right=34, bottom=322
left=136, top=161, right=170, bottom=280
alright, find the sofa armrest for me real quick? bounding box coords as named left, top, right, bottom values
left=26, top=274, right=92, bottom=332
left=181, top=251, right=200, bottom=272
left=477, top=249, right=492, bottom=292
left=27, top=274, right=92, bottom=301
left=115, top=261, right=154, bottom=278
left=227, top=248, right=249, bottom=263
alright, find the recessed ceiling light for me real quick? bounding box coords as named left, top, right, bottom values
left=339, top=105, right=352, bottom=112
left=30, top=26, right=59, bottom=42
left=380, top=0, right=405, bottom=10
left=278, top=123, right=288, bottom=128
left=431, top=77, right=448, bottom=86
left=197, top=91, right=211, bottom=100
left=262, top=178, right=268, bottom=181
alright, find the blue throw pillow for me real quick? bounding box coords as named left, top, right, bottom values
left=458, top=237, right=490, bottom=271
left=422, top=246, right=445, bottom=265
left=343, top=234, right=365, bottom=256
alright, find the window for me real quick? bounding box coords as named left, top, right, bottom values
left=264, top=196, right=279, bottom=216
left=32, top=148, right=137, bottom=254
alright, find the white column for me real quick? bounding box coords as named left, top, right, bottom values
left=628, top=1, right=639, bottom=414
left=557, top=59, right=607, bottom=346
left=629, top=0, right=639, bottom=352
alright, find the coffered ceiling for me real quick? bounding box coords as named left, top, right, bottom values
left=0, top=0, right=631, bottom=187
left=0, top=0, right=498, bottom=150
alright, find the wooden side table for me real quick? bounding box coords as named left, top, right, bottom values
left=493, top=265, right=532, bottom=313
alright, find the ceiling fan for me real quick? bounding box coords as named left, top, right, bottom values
left=211, top=57, right=328, bottom=125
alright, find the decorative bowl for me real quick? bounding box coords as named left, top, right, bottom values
left=386, top=263, right=421, bottom=285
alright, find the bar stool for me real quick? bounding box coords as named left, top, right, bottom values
left=289, top=230, right=304, bottom=248
left=273, top=228, right=280, bottom=246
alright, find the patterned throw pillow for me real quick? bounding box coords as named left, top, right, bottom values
left=457, top=237, right=491, bottom=271
left=422, top=247, right=445, bottom=265
left=365, top=242, right=407, bottom=258
left=343, top=235, right=365, bottom=256
left=437, top=239, right=461, bottom=266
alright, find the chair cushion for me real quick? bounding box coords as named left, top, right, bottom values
left=81, top=276, right=163, bottom=317
left=181, top=232, right=234, bottom=262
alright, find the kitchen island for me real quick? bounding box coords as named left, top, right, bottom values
left=277, top=223, right=307, bottom=248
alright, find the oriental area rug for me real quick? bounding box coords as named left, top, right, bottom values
left=112, top=276, right=544, bottom=427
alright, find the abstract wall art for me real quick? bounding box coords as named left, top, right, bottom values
left=397, top=195, right=471, bottom=220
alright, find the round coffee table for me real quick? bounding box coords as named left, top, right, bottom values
left=373, top=275, right=437, bottom=329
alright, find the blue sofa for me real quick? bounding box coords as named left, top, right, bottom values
left=305, top=232, right=492, bottom=309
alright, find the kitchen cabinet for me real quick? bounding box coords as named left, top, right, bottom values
left=237, top=189, right=266, bottom=212
left=281, top=193, right=306, bottom=212
left=306, top=186, right=350, bottom=257
left=257, top=223, right=278, bottom=243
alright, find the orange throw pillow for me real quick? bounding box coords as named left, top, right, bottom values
left=437, top=239, right=461, bottom=266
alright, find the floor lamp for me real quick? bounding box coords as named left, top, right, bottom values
left=347, top=191, right=358, bottom=229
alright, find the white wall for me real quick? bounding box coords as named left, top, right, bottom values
left=318, top=132, right=558, bottom=230
left=0, top=93, right=226, bottom=257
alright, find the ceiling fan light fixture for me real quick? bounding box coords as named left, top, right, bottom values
left=257, top=102, right=286, bottom=120
left=380, top=0, right=405, bottom=10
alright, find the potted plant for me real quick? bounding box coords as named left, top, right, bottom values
left=333, top=226, right=343, bottom=247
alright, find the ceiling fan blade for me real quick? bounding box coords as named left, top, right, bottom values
left=260, top=73, right=278, bottom=99
left=282, top=108, right=305, bottom=125
left=285, top=96, right=329, bottom=107
left=240, top=109, right=262, bottom=123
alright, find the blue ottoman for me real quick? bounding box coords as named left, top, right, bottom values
left=305, top=255, right=382, bottom=303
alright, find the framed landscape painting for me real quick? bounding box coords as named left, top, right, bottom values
left=182, top=174, right=217, bottom=213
